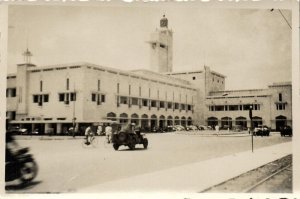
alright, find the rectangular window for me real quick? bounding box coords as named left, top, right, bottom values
left=40, top=81, right=43, bottom=92
left=243, top=104, right=251, bottom=111
left=132, top=98, right=138, bottom=105
left=129, top=85, right=131, bottom=95
left=151, top=100, right=156, bottom=107
left=142, top=99, right=148, bottom=106
left=139, top=86, right=141, bottom=96
left=181, top=104, right=185, bottom=110
left=66, top=93, right=69, bottom=102
left=11, top=88, right=16, bottom=97
left=70, top=92, right=76, bottom=101
left=279, top=93, right=282, bottom=102
left=91, top=93, right=96, bottom=102
left=228, top=105, right=239, bottom=111
left=168, top=102, right=172, bottom=109
left=59, top=93, right=65, bottom=102
left=66, top=78, right=69, bottom=90
left=98, top=80, right=100, bottom=91
left=188, top=105, right=192, bottom=111
left=120, top=96, right=127, bottom=104
left=43, top=94, right=49, bottom=103
left=97, top=94, right=101, bottom=105
left=33, top=95, right=39, bottom=103
left=101, top=95, right=105, bottom=103
left=174, top=103, right=179, bottom=109
left=160, top=101, right=165, bottom=108
left=36, top=95, right=42, bottom=106
left=276, top=103, right=286, bottom=110
left=6, top=89, right=8, bottom=98
left=215, top=105, right=225, bottom=111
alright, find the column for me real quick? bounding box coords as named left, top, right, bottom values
left=56, top=123, right=62, bottom=134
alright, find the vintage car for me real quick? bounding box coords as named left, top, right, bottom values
left=280, top=126, right=292, bottom=137
left=111, top=123, right=148, bottom=150
left=7, top=126, right=28, bottom=135
left=253, top=125, right=270, bottom=136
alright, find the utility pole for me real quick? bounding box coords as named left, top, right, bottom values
left=72, top=83, right=76, bottom=138
left=249, top=105, right=253, bottom=153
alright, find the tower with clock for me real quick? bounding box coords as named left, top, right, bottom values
left=148, top=15, right=173, bottom=73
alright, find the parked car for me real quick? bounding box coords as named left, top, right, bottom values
left=187, top=125, right=198, bottom=131
left=166, top=126, right=176, bottom=132
left=174, top=125, right=185, bottom=131
left=280, top=126, right=292, bottom=137
left=253, top=125, right=270, bottom=136
left=232, top=125, right=243, bottom=132
left=7, top=127, right=28, bottom=135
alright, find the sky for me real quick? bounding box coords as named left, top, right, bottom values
left=7, top=4, right=292, bottom=90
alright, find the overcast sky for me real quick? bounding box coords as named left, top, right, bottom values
left=7, top=5, right=292, bottom=90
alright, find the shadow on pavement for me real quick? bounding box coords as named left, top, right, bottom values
left=5, top=180, right=42, bottom=191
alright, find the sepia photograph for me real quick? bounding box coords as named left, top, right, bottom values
left=1, top=1, right=297, bottom=196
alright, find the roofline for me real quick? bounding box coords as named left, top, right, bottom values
left=22, top=62, right=198, bottom=91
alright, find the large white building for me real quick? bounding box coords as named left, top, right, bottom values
left=6, top=15, right=292, bottom=134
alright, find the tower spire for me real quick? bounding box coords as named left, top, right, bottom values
left=22, top=48, right=33, bottom=64
left=160, top=14, right=168, bottom=28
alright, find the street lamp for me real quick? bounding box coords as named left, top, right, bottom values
left=249, top=105, right=253, bottom=153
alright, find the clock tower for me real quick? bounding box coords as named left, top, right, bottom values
left=148, top=15, right=173, bottom=73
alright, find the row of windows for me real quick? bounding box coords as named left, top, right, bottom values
left=208, top=104, right=261, bottom=112
left=32, top=92, right=76, bottom=106
left=118, top=96, right=193, bottom=111
left=91, top=93, right=106, bottom=105
left=276, top=103, right=286, bottom=110
left=116, top=83, right=194, bottom=101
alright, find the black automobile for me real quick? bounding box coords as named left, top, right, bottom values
left=111, top=123, right=148, bottom=150
left=7, top=127, right=28, bottom=135
left=280, top=126, right=292, bottom=137
left=253, top=125, right=270, bottom=136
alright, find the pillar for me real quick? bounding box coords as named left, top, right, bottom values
left=56, top=123, right=62, bottom=134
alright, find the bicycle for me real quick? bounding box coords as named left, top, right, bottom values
left=81, top=135, right=99, bottom=148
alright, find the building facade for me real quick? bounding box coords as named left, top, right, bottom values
left=6, top=15, right=292, bottom=134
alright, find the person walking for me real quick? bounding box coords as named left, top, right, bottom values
left=105, top=124, right=112, bottom=143
left=96, top=125, right=102, bottom=136
left=84, top=124, right=94, bottom=145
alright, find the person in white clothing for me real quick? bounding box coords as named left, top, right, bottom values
left=105, top=124, right=112, bottom=143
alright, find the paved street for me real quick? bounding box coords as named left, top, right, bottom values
left=7, top=131, right=291, bottom=193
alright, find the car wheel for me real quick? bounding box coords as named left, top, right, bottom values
left=143, top=138, right=148, bottom=149
left=113, top=144, right=119, bottom=150
left=20, top=160, right=38, bottom=184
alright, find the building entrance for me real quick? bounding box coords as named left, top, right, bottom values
left=275, top=115, right=287, bottom=131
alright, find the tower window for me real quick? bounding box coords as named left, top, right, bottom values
left=66, top=78, right=69, bottom=90
left=192, top=77, right=196, bottom=80
left=279, top=93, right=282, bottom=102
left=40, top=81, right=43, bottom=92
left=160, top=44, right=166, bottom=48
left=98, top=80, right=100, bottom=91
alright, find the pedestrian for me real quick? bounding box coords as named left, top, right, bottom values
left=215, top=125, right=219, bottom=136
left=105, top=124, right=112, bottom=143
left=84, top=124, right=94, bottom=144
left=96, top=125, right=102, bottom=136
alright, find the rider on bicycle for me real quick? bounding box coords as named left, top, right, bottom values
left=85, top=124, right=95, bottom=145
